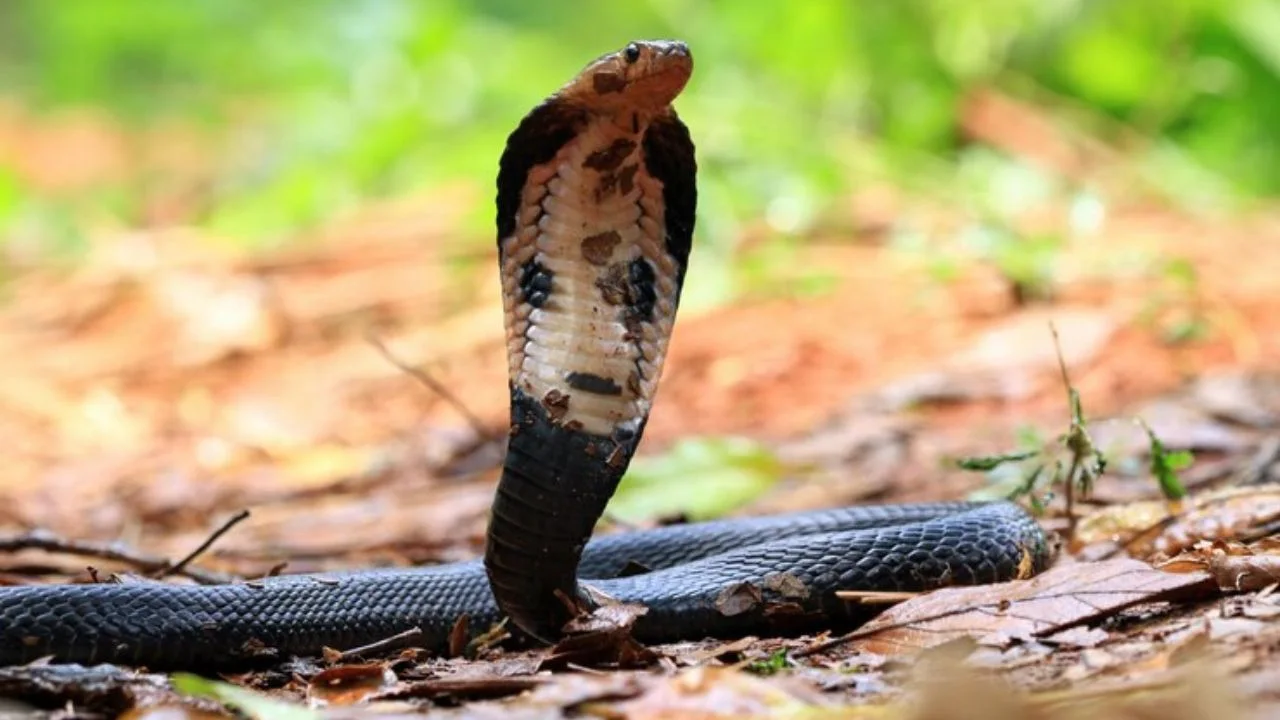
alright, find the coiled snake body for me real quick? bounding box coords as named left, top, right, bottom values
left=0, top=41, right=1049, bottom=670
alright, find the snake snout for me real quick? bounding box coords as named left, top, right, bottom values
left=658, top=41, right=690, bottom=58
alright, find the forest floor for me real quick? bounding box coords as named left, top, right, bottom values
left=1, top=95, right=1279, bottom=719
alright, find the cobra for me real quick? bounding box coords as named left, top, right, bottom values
left=0, top=41, right=1049, bottom=670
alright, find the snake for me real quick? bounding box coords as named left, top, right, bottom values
left=0, top=40, right=1049, bottom=670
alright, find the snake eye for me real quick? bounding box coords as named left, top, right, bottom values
left=624, top=43, right=640, bottom=64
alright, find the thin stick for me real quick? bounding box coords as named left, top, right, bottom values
left=337, top=626, right=424, bottom=660
left=365, top=332, right=493, bottom=440
left=1062, top=451, right=1083, bottom=542
left=834, top=590, right=920, bottom=604
left=0, top=530, right=233, bottom=585
left=157, top=509, right=251, bottom=579
left=790, top=624, right=891, bottom=659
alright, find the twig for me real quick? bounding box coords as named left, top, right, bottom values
left=365, top=332, right=494, bottom=440
left=0, top=530, right=234, bottom=585
left=157, top=509, right=251, bottom=579
left=1050, top=321, right=1104, bottom=542
left=1050, top=322, right=1079, bottom=540
left=834, top=590, right=920, bottom=604
left=790, top=622, right=900, bottom=659
left=1062, top=452, right=1083, bottom=542
left=337, top=626, right=424, bottom=660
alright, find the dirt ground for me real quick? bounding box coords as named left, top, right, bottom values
left=1, top=96, right=1279, bottom=718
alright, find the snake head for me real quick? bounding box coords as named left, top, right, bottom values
left=563, top=40, right=693, bottom=114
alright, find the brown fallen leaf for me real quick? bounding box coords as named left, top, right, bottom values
left=1208, top=554, right=1280, bottom=593
left=1160, top=539, right=1280, bottom=592
left=539, top=602, right=657, bottom=671
left=375, top=675, right=549, bottom=703
left=802, top=558, right=1217, bottom=658
left=603, top=666, right=831, bottom=720
left=306, top=663, right=396, bottom=706
left=680, top=636, right=759, bottom=666
left=448, top=614, right=470, bottom=658
left=518, top=672, right=645, bottom=714
left=906, top=646, right=1248, bottom=720
left=1077, top=485, right=1280, bottom=559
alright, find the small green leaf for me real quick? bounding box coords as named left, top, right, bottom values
left=746, top=650, right=790, bottom=676
left=1140, top=421, right=1190, bottom=501
left=609, top=437, right=783, bottom=523
left=956, top=450, right=1038, bottom=472
left=1013, top=464, right=1047, bottom=507
left=171, top=673, right=320, bottom=720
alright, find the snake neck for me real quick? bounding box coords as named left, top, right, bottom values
left=485, top=43, right=696, bottom=642
left=485, top=386, right=645, bottom=641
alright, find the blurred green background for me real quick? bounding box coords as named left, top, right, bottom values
left=0, top=0, right=1276, bottom=303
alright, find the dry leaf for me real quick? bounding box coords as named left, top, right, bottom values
left=376, top=675, right=548, bottom=703
left=448, top=614, right=470, bottom=658
left=1077, top=485, right=1280, bottom=558
left=607, top=667, right=828, bottom=720
left=1209, top=553, right=1280, bottom=592
left=845, top=558, right=1217, bottom=657
left=1159, top=539, right=1280, bottom=592
left=305, top=663, right=396, bottom=706
left=539, top=603, right=657, bottom=671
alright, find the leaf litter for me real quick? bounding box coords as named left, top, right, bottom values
left=3, top=108, right=1280, bottom=718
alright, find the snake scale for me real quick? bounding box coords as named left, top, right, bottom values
left=0, top=41, right=1049, bottom=670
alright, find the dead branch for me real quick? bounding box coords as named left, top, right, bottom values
left=336, top=626, right=424, bottom=660
left=156, top=509, right=251, bottom=579
left=365, top=331, right=494, bottom=441
left=0, top=530, right=234, bottom=585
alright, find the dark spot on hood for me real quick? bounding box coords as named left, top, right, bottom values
left=581, top=230, right=622, bottom=266
left=566, top=372, right=623, bottom=396
left=584, top=138, right=637, bottom=172
left=593, top=71, right=627, bottom=94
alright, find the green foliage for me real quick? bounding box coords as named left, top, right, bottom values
left=0, top=0, right=1275, bottom=285
left=1139, top=419, right=1192, bottom=500
left=956, top=450, right=1039, bottom=472
left=609, top=437, right=784, bottom=524
left=746, top=649, right=791, bottom=676
left=0, top=168, right=20, bottom=228
left=172, top=673, right=319, bottom=719
left=1138, top=257, right=1212, bottom=345
left=960, top=323, right=1192, bottom=519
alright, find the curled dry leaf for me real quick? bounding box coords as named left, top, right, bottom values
left=838, top=559, right=1217, bottom=658
left=1077, top=485, right=1280, bottom=558
left=305, top=663, right=397, bottom=707
left=1159, top=539, right=1280, bottom=592
left=539, top=602, right=657, bottom=671
left=448, top=614, right=470, bottom=658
